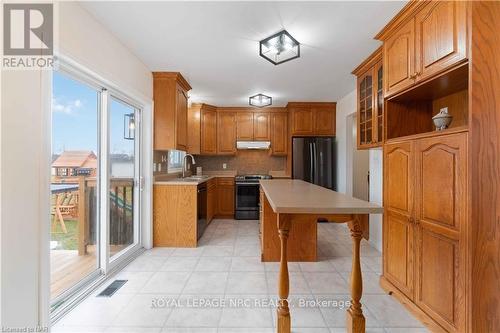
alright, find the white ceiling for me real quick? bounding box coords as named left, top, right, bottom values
left=81, top=1, right=406, bottom=107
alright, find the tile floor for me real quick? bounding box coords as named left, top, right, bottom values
left=53, top=219, right=429, bottom=333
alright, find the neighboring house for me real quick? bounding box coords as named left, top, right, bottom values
left=51, top=151, right=97, bottom=179
left=110, top=153, right=134, bottom=178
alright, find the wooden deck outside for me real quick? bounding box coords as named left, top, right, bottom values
left=50, top=247, right=97, bottom=298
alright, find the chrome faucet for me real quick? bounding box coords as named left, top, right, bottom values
left=182, top=154, right=196, bottom=178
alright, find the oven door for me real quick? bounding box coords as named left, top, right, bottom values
left=235, top=183, right=260, bottom=211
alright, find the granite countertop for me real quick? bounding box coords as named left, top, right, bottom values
left=259, top=179, right=383, bottom=215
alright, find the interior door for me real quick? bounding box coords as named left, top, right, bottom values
left=383, top=141, right=415, bottom=298
left=414, top=133, right=466, bottom=332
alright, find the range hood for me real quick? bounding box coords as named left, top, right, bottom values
left=236, top=141, right=271, bottom=150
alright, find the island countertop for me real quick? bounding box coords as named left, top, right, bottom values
left=259, top=179, right=383, bottom=215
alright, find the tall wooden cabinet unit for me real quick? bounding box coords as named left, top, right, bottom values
left=288, top=102, right=336, bottom=136
left=383, top=131, right=467, bottom=332
left=352, top=47, right=384, bottom=149
left=217, top=112, right=237, bottom=155
left=153, top=72, right=192, bottom=151
left=376, top=1, right=467, bottom=98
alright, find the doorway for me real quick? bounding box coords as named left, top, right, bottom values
left=50, top=68, right=143, bottom=313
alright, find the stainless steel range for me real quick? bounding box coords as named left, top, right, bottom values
left=234, top=174, right=272, bottom=220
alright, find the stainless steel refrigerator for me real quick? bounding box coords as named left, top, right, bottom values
left=292, top=137, right=336, bottom=190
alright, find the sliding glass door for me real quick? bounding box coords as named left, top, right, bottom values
left=51, top=68, right=143, bottom=311
left=108, top=97, right=141, bottom=261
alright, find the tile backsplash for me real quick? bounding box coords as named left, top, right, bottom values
left=195, top=150, right=285, bottom=175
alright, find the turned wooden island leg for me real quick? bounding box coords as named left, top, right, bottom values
left=277, top=214, right=291, bottom=333
left=347, top=215, right=366, bottom=333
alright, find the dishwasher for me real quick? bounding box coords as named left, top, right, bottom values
left=197, top=182, right=207, bottom=240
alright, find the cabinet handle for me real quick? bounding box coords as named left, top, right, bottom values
left=409, top=73, right=417, bottom=79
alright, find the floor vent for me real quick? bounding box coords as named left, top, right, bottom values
left=97, top=280, right=127, bottom=297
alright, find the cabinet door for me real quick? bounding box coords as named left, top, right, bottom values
left=201, top=109, right=217, bottom=155
left=414, top=133, right=466, bottom=332
left=384, top=18, right=415, bottom=97
left=207, top=180, right=216, bottom=224
left=237, top=112, right=254, bottom=140
left=357, top=69, right=375, bottom=148
left=253, top=113, right=271, bottom=141
left=415, top=1, right=467, bottom=82
left=176, top=87, right=188, bottom=151
left=383, top=141, right=415, bottom=298
left=270, top=113, right=288, bottom=156
left=187, top=106, right=201, bottom=154
left=291, top=108, right=314, bottom=135
left=313, top=108, right=335, bottom=135
left=217, top=180, right=234, bottom=216
left=217, top=112, right=237, bottom=155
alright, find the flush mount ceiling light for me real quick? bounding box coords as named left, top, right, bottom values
left=249, top=94, right=272, bottom=108
left=259, top=30, right=300, bottom=65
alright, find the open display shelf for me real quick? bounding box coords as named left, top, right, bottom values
left=385, top=63, right=469, bottom=142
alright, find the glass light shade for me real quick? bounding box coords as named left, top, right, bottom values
left=259, top=30, right=300, bottom=65
left=124, top=113, right=135, bottom=140
left=249, top=94, right=272, bottom=108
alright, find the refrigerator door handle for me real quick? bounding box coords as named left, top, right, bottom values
left=313, top=142, right=317, bottom=183
left=309, top=142, right=314, bottom=181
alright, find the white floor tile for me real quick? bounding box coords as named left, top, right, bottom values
left=112, top=294, right=172, bottom=327
left=194, top=256, right=231, bottom=271
left=226, top=272, right=267, bottom=294
left=182, top=272, right=228, bottom=294
left=141, top=271, right=191, bottom=294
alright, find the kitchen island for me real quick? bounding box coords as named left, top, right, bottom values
left=259, top=179, right=383, bottom=333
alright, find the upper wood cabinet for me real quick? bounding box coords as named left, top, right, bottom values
left=377, top=1, right=467, bottom=97
left=236, top=111, right=271, bottom=141
left=217, top=112, right=237, bottom=155
left=201, top=106, right=217, bottom=155
left=188, top=103, right=217, bottom=155
left=253, top=113, right=270, bottom=141
left=383, top=19, right=415, bottom=96
left=415, top=1, right=467, bottom=82
left=352, top=47, right=384, bottom=149
left=153, top=72, right=192, bottom=151
left=236, top=112, right=254, bottom=140
left=288, top=102, right=336, bottom=136
left=270, top=112, right=287, bottom=156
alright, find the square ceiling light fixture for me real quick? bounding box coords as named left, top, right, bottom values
left=249, top=94, right=272, bottom=107
left=259, top=30, right=300, bottom=65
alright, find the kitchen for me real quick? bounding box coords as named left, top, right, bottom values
left=10, top=1, right=493, bottom=333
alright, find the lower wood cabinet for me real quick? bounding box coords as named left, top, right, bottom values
left=216, top=177, right=234, bottom=217
left=383, top=131, right=467, bottom=333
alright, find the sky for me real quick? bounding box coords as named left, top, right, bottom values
left=52, top=71, right=135, bottom=156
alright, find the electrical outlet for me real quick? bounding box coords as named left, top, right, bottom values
left=222, top=163, right=227, bottom=169
left=158, top=164, right=161, bottom=172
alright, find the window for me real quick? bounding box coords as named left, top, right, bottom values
left=168, top=150, right=185, bottom=173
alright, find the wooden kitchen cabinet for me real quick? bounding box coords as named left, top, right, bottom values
left=153, top=72, right=191, bottom=151
left=216, top=177, right=234, bottom=217
left=414, top=1, right=467, bottom=83
left=414, top=133, right=466, bottom=333
left=383, top=141, right=415, bottom=298
left=288, top=102, right=336, bottom=136
left=378, top=1, right=467, bottom=97
left=253, top=113, right=270, bottom=141
left=352, top=47, right=384, bottom=149
left=236, top=112, right=254, bottom=140
left=270, top=112, right=287, bottom=156
left=201, top=105, right=217, bottom=155
left=382, top=131, right=467, bottom=333
left=217, top=112, right=237, bottom=155
left=188, top=103, right=218, bottom=155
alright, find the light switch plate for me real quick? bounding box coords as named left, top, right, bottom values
left=222, top=163, right=227, bottom=169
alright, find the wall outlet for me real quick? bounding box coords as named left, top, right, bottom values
left=222, top=163, right=227, bottom=169
left=158, top=164, right=161, bottom=172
